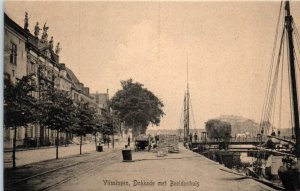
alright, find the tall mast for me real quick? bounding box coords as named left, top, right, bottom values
left=183, top=94, right=187, bottom=140
left=186, top=55, right=190, bottom=138
left=285, top=1, right=300, bottom=157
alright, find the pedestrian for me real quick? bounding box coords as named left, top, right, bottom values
left=194, top=132, right=198, bottom=143
left=128, top=136, right=131, bottom=146
left=148, top=135, right=152, bottom=152
left=155, top=134, right=159, bottom=144
left=103, top=135, right=107, bottom=145
left=271, top=130, right=276, bottom=137
left=107, top=136, right=110, bottom=148
left=189, top=133, right=193, bottom=143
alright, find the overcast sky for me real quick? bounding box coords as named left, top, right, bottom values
left=5, top=1, right=300, bottom=131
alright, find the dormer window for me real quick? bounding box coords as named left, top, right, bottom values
left=45, top=49, right=51, bottom=57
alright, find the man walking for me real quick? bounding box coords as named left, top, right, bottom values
left=128, top=136, right=131, bottom=146
left=194, top=132, right=198, bottom=143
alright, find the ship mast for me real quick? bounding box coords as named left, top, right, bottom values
left=285, top=1, right=300, bottom=157
left=184, top=56, right=190, bottom=142
left=186, top=56, right=190, bottom=140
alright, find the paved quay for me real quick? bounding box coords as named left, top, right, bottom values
left=4, top=142, right=125, bottom=191
left=4, top=141, right=123, bottom=168
left=56, top=145, right=276, bottom=191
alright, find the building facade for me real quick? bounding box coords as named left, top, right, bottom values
left=4, top=13, right=28, bottom=149
left=90, top=91, right=109, bottom=112
left=4, top=13, right=106, bottom=149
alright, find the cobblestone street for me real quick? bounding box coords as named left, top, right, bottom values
left=5, top=144, right=276, bottom=191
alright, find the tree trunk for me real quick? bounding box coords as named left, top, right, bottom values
left=94, top=134, right=97, bottom=148
left=65, top=135, right=67, bottom=147
left=140, top=126, right=147, bottom=134
left=56, top=130, right=59, bottom=159
left=12, top=126, right=17, bottom=168
left=132, top=124, right=142, bottom=140
left=80, top=135, right=82, bottom=155
left=47, top=128, right=50, bottom=146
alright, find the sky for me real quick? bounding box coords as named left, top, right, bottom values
left=4, top=1, right=300, bottom=131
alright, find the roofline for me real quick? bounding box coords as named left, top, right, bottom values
left=4, top=12, right=29, bottom=38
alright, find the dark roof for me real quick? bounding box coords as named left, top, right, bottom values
left=4, top=13, right=28, bottom=38
left=65, top=66, right=81, bottom=90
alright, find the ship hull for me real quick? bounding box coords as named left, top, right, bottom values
left=278, top=166, right=300, bottom=191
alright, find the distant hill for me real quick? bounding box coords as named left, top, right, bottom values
left=216, top=115, right=260, bottom=137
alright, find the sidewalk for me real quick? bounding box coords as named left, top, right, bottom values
left=56, top=145, right=276, bottom=191
left=4, top=140, right=126, bottom=168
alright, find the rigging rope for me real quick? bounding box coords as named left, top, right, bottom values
left=293, top=48, right=300, bottom=110
left=189, top=94, right=197, bottom=131
left=278, top=34, right=285, bottom=131
left=261, top=27, right=285, bottom=134
left=259, top=1, right=284, bottom=135
left=269, top=53, right=280, bottom=130
left=292, top=22, right=300, bottom=55
left=286, top=30, right=295, bottom=138
left=179, top=96, right=184, bottom=132
left=292, top=22, right=300, bottom=72
left=291, top=18, right=300, bottom=118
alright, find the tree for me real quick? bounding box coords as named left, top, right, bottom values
left=73, top=102, right=95, bottom=155
left=111, top=79, right=164, bottom=138
left=91, top=112, right=103, bottom=147
left=40, top=87, right=77, bottom=159
left=98, top=109, right=120, bottom=148
left=205, top=119, right=231, bottom=141
left=99, top=109, right=119, bottom=135
left=4, top=74, right=37, bottom=168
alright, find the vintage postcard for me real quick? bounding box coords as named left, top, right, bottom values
left=3, top=1, right=300, bottom=191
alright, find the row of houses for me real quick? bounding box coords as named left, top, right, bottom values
left=4, top=13, right=109, bottom=149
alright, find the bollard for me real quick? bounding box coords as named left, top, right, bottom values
left=97, top=145, right=103, bottom=152
left=122, top=147, right=132, bottom=162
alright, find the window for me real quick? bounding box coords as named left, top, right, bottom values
left=17, top=128, right=22, bottom=140
left=29, top=62, right=35, bottom=74
left=10, top=42, right=17, bottom=65
left=5, top=128, right=10, bottom=140
left=74, top=93, right=79, bottom=101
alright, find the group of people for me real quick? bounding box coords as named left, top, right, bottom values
left=282, top=155, right=296, bottom=169
left=102, top=135, right=111, bottom=148
left=189, top=132, right=198, bottom=143
left=102, top=134, right=159, bottom=151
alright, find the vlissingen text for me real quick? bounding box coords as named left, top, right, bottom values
left=103, top=179, right=200, bottom=187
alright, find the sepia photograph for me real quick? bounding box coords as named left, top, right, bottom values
left=3, top=0, right=300, bottom=190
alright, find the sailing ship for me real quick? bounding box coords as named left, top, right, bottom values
left=181, top=58, right=202, bottom=148
left=181, top=60, right=241, bottom=168
left=181, top=58, right=200, bottom=147
left=276, top=1, right=300, bottom=190
left=181, top=56, right=193, bottom=145
left=248, top=1, right=300, bottom=190
left=183, top=80, right=190, bottom=144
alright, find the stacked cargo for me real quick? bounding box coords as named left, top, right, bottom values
left=157, top=134, right=179, bottom=154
